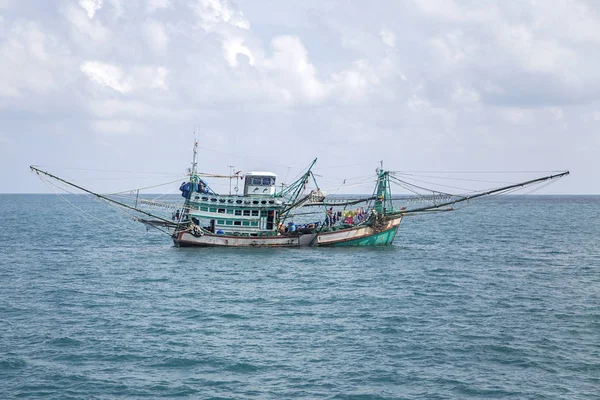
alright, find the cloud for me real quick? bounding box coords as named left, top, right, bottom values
left=223, top=36, right=254, bottom=67
left=144, top=19, right=169, bottom=53
left=379, top=27, right=396, bottom=47
left=91, top=119, right=143, bottom=135
left=78, top=0, right=103, bottom=19
left=1, top=0, right=597, bottom=194
left=147, top=0, right=171, bottom=13
left=191, top=0, right=250, bottom=31
left=414, top=0, right=600, bottom=107
left=262, top=35, right=326, bottom=103
left=80, top=61, right=131, bottom=93
left=80, top=61, right=168, bottom=93
left=0, top=20, right=71, bottom=99
left=64, top=3, right=110, bottom=42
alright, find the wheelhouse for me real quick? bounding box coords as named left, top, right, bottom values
left=244, top=172, right=277, bottom=196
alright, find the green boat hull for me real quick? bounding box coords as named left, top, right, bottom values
left=321, top=226, right=399, bottom=247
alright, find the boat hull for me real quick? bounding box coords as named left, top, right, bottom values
left=314, top=217, right=401, bottom=247
left=173, top=217, right=402, bottom=247
left=173, top=231, right=317, bottom=247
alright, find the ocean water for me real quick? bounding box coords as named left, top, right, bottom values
left=1, top=194, right=599, bottom=399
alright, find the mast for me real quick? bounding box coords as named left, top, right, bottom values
left=374, top=168, right=391, bottom=214
left=190, top=139, right=199, bottom=182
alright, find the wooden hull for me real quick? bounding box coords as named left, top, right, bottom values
left=173, top=217, right=402, bottom=247
left=314, top=217, right=402, bottom=247
left=173, top=231, right=317, bottom=247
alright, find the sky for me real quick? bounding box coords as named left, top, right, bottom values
left=1, top=0, right=598, bottom=195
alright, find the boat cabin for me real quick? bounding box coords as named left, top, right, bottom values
left=181, top=171, right=283, bottom=237
left=244, top=172, right=277, bottom=196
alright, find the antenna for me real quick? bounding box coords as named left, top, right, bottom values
left=228, top=165, right=234, bottom=195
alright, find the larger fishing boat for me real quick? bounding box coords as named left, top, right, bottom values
left=30, top=141, right=569, bottom=248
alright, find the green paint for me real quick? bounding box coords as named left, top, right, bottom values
left=321, top=226, right=399, bottom=247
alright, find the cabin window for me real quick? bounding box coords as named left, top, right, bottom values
left=234, top=221, right=241, bottom=226
left=217, top=220, right=225, bottom=224
left=200, top=207, right=208, bottom=211
left=251, top=210, right=259, bottom=216
left=262, top=177, right=273, bottom=185
left=226, top=221, right=233, bottom=225
left=209, top=208, right=216, bottom=213
left=227, top=210, right=234, bottom=214
left=242, top=221, right=250, bottom=226
left=235, top=210, right=242, bottom=216
left=261, top=210, right=268, bottom=217
left=210, top=198, right=217, bottom=202
left=251, top=221, right=258, bottom=227
left=218, top=209, right=225, bottom=213
left=253, top=200, right=259, bottom=204
left=243, top=210, right=250, bottom=216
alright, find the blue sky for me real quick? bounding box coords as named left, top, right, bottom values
left=1, top=0, right=598, bottom=194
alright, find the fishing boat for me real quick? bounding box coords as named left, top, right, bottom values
left=30, top=141, right=569, bottom=248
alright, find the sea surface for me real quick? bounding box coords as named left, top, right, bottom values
left=1, top=194, right=599, bottom=399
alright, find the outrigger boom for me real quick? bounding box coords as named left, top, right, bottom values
left=29, top=165, right=179, bottom=227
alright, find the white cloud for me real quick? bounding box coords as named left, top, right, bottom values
left=64, top=3, right=110, bottom=42
left=107, top=0, right=124, bottom=19
left=223, top=36, right=254, bottom=67
left=81, top=61, right=131, bottom=93
left=0, top=20, right=70, bottom=98
left=80, top=61, right=168, bottom=93
left=0, top=0, right=597, bottom=194
left=263, top=35, right=326, bottom=103
left=191, top=0, right=250, bottom=31
left=452, top=83, right=480, bottom=106
left=144, top=19, right=169, bottom=53
left=379, top=27, right=396, bottom=47
left=91, top=119, right=143, bottom=135
left=331, top=60, right=382, bottom=102
left=147, top=0, right=171, bottom=13
left=78, top=0, right=103, bottom=19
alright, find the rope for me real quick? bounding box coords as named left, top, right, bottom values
left=36, top=174, right=173, bottom=236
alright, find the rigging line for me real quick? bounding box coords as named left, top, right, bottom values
left=102, top=177, right=187, bottom=196
left=314, top=173, right=376, bottom=183
left=391, top=172, right=515, bottom=185
left=197, top=145, right=302, bottom=169
left=38, top=175, right=151, bottom=235
left=330, top=178, right=347, bottom=196
left=389, top=170, right=566, bottom=174
left=390, top=176, right=454, bottom=196
left=390, top=175, right=477, bottom=194
left=31, top=166, right=179, bottom=226
left=316, top=162, right=376, bottom=169
left=39, top=175, right=117, bottom=226
left=57, top=179, right=174, bottom=236
left=97, top=196, right=173, bottom=236
left=41, top=166, right=186, bottom=175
